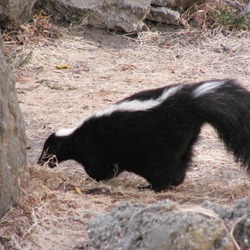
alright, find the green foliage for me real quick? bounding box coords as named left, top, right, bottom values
left=210, top=7, right=250, bottom=30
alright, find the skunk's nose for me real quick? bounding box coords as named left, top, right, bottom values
left=37, top=158, right=57, bottom=168
left=47, top=161, right=57, bottom=168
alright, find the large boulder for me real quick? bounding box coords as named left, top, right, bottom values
left=88, top=200, right=235, bottom=250
left=37, top=0, right=207, bottom=33
left=0, top=0, right=37, bottom=28
left=0, top=36, right=28, bottom=218
left=38, top=0, right=151, bottom=33
left=88, top=199, right=250, bottom=249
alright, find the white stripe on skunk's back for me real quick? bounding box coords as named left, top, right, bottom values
left=94, top=99, right=159, bottom=118
left=193, top=80, right=226, bottom=98
left=55, top=84, right=182, bottom=137
left=94, top=84, right=183, bottom=118
left=158, top=85, right=183, bottom=103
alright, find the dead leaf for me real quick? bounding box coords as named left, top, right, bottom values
left=75, top=187, right=83, bottom=195
left=56, top=64, right=70, bottom=69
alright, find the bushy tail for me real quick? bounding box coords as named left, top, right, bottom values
left=192, top=79, right=250, bottom=172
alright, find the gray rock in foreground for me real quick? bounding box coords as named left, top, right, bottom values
left=202, top=199, right=250, bottom=250
left=87, top=200, right=240, bottom=250
left=0, top=0, right=37, bottom=28
left=0, top=36, right=28, bottom=218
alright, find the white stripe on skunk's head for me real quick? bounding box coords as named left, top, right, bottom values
left=193, top=80, right=226, bottom=98
left=55, top=128, right=76, bottom=137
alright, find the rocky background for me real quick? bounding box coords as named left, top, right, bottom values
left=1, top=0, right=250, bottom=32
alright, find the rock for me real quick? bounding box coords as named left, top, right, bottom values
left=0, top=36, right=28, bottom=218
left=202, top=199, right=250, bottom=249
left=38, top=0, right=151, bottom=33
left=233, top=217, right=250, bottom=250
left=150, top=0, right=205, bottom=12
left=87, top=201, right=234, bottom=250
left=202, top=200, right=233, bottom=220
left=146, top=6, right=180, bottom=25
left=189, top=10, right=206, bottom=29
left=247, top=2, right=250, bottom=13
left=202, top=198, right=250, bottom=220
left=150, top=0, right=174, bottom=7
left=37, top=0, right=105, bottom=23
left=0, top=0, right=37, bottom=28
left=88, top=199, right=250, bottom=249
left=203, top=199, right=250, bottom=250
left=232, top=198, right=250, bottom=218
left=88, top=0, right=151, bottom=33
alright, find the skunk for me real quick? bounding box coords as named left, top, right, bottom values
left=38, top=79, right=250, bottom=192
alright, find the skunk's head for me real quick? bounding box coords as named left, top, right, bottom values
left=37, top=133, right=63, bottom=168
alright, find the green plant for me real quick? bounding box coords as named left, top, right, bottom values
left=211, top=7, right=250, bottom=30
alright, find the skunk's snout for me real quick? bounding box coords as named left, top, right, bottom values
left=47, top=160, right=57, bottom=168
left=37, top=152, right=58, bottom=168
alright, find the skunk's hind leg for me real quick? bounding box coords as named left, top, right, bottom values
left=147, top=169, right=186, bottom=192
left=137, top=173, right=185, bottom=191
left=142, top=158, right=188, bottom=192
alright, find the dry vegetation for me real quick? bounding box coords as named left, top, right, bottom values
left=1, top=6, right=250, bottom=249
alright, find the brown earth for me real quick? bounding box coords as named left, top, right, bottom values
left=0, top=24, right=250, bottom=249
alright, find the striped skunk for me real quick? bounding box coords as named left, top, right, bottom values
left=38, top=79, right=250, bottom=192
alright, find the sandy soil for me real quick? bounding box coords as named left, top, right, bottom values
left=1, top=25, right=250, bottom=249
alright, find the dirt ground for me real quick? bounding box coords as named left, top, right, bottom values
left=1, top=24, right=250, bottom=249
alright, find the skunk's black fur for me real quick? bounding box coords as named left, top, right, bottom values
left=38, top=79, right=250, bottom=191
